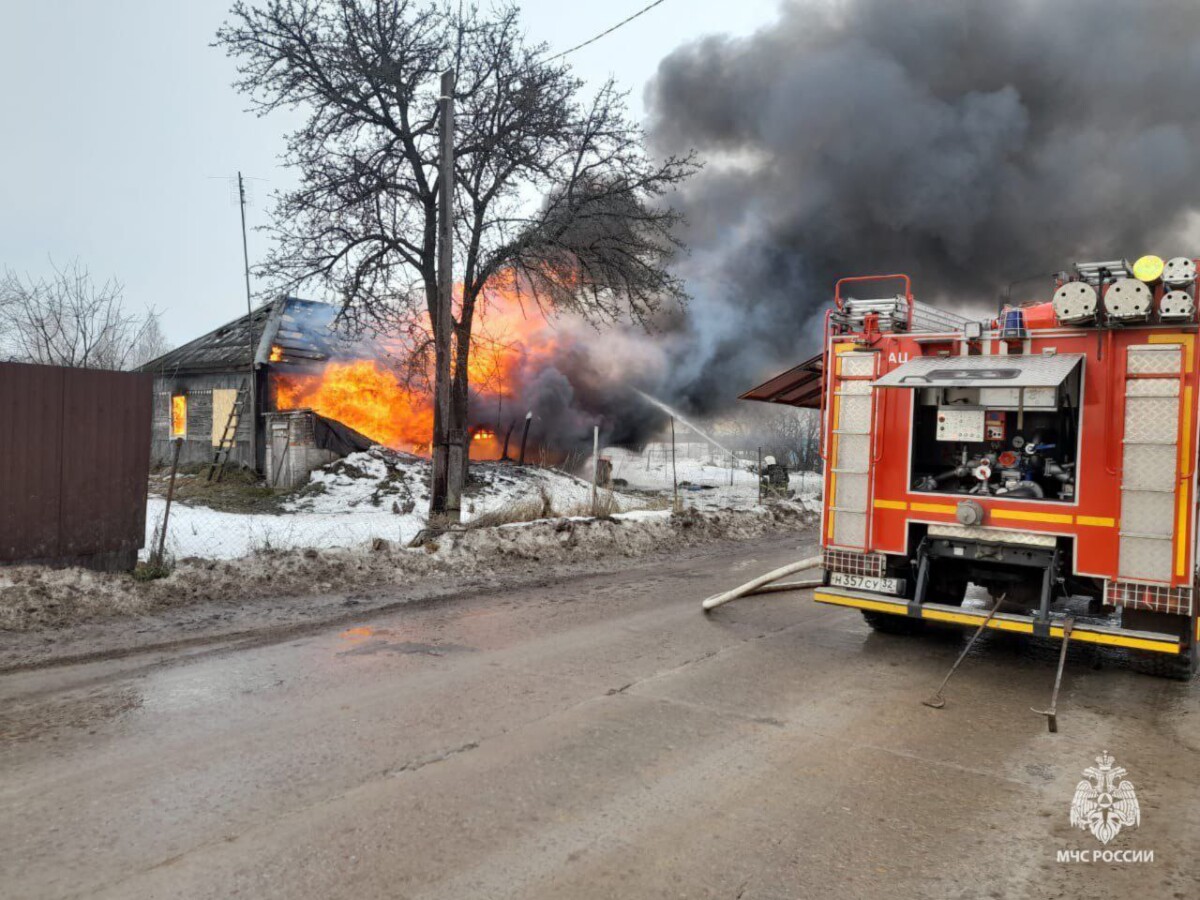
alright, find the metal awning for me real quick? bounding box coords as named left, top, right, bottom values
left=872, top=353, right=1083, bottom=389
left=739, top=352, right=824, bottom=409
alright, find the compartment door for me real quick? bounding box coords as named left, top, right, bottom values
left=1119, top=345, right=1185, bottom=583
left=828, top=351, right=876, bottom=549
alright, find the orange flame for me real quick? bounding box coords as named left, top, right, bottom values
left=274, top=360, right=434, bottom=454
left=171, top=394, right=187, bottom=437
left=269, top=345, right=283, bottom=362
left=272, top=279, right=554, bottom=457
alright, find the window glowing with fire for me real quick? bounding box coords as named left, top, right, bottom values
left=171, top=394, right=187, bottom=438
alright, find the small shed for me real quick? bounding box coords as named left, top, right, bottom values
left=264, top=408, right=376, bottom=488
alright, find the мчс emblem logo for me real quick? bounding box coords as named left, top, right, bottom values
left=1070, top=752, right=1140, bottom=845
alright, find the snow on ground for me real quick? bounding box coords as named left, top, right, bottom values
left=145, top=444, right=822, bottom=561
left=148, top=447, right=653, bottom=561
left=145, top=495, right=421, bottom=562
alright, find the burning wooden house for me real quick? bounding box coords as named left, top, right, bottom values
left=140, top=297, right=378, bottom=485
left=142, top=282, right=551, bottom=484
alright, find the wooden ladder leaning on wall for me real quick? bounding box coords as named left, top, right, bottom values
left=205, top=378, right=249, bottom=483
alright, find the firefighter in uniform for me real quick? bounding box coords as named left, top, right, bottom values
left=760, top=455, right=791, bottom=498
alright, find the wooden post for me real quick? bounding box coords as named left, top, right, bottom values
left=500, top=419, right=515, bottom=461
left=757, top=446, right=763, bottom=504
left=591, top=425, right=600, bottom=514
left=153, top=437, right=183, bottom=567
left=518, top=411, right=532, bottom=465
left=670, top=417, right=679, bottom=512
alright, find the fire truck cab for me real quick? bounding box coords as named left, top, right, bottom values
left=744, top=259, right=1200, bottom=678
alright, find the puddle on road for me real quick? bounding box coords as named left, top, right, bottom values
left=338, top=639, right=475, bottom=658
left=337, top=623, right=476, bottom=658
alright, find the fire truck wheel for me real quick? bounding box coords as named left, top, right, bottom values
left=861, top=610, right=926, bottom=635
left=1127, top=648, right=1197, bottom=681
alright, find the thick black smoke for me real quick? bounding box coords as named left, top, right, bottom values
left=639, top=0, right=1200, bottom=412
left=278, top=2, right=1200, bottom=453
left=492, top=318, right=670, bottom=450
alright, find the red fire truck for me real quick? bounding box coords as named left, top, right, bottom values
left=744, top=257, right=1200, bottom=678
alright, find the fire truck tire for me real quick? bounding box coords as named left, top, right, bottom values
left=861, top=610, right=926, bottom=635
left=1127, top=648, right=1196, bottom=681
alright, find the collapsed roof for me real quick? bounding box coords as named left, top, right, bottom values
left=140, top=296, right=339, bottom=376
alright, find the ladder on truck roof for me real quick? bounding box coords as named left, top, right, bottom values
left=205, top=379, right=249, bottom=483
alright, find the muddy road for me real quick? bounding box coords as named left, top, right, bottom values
left=2, top=532, right=1197, bottom=899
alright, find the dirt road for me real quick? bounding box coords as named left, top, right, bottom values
left=2, top=532, right=1197, bottom=899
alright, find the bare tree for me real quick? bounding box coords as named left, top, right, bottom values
left=721, top=403, right=822, bottom=472
left=0, top=260, right=167, bottom=370
left=128, top=310, right=172, bottom=370
left=216, top=0, right=696, bottom=517
left=797, top=407, right=822, bottom=473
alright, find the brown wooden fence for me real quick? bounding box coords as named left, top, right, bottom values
left=0, top=362, right=152, bottom=570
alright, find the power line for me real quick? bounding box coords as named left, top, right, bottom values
left=543, top=0, right=670, bottom=62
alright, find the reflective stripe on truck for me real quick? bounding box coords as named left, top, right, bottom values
left=814, top=587, right=1182, bottom=655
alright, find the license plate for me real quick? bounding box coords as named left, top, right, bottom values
left=830, top=572, right=903, bottom=595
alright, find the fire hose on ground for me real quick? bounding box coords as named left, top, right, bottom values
left=701, top=556, right=823, bottom=612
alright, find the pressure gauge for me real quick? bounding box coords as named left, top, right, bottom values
left=1012, top=435, right=1026, bottom=450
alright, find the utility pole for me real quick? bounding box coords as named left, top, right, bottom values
left=431, top=69, right=457, bottom=521
left=238, top=171, right=258, bottom=472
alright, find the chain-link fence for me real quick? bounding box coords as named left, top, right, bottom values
left=603, top=442, right=820, bottom=512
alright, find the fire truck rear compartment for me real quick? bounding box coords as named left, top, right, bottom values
left=898, top=361, right=1083, bottom=502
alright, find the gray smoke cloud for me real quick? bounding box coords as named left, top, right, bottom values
left=641, top=0, right=1200, bottom=411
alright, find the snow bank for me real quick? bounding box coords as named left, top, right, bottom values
left=3, top=503, right=817, bottom=632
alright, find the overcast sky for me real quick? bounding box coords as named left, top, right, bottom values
left=0, top=0, right=781, bottom=346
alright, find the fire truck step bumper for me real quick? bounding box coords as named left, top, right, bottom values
left=813, top=587, right=1182, bottom=655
